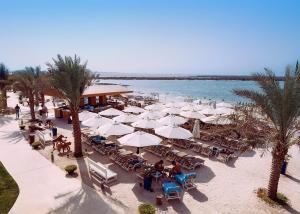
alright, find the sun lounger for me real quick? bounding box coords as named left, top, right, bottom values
left=162, top=182, right=182, bottom=201
left=87, top=158, right=117, bottom=184
left=175, top=172, right=197, bottom=190
left=36, top=130, right=53, bottom=146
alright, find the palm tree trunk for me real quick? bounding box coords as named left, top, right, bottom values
left=34, top=92, right=39, bottom=107
left=28, top=93, right=36, bottom=120
left=70, top=108, right=83, bottom=157
left=1, top=89, right=7, bottom=109
left=41, top=92, right=45, bottom=106
left=267, top=144, right=287, bottom=200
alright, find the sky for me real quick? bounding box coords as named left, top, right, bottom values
left=0, top=0, right=300, bottom=75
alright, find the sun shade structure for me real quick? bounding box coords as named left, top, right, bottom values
left=216, top=102, right=234, bottom=108
left=97, top=121, right=134, bottom=136
left=180, top=110, right=206, bottom=119
left=138, top=111, right=166, bottom=120
left=113, top=113, right=138, bottom=123
left=213, top=107, right=235, bottom=115
left=158, top=115, right=187, bottom=126
left=165, top=102, right=185, bottom=108
left=79, top=111, right=98, bottom=121
left=82, top=115, right=113, bottom=128
left=180, top=104, right=196, bottom=111
left=117, top=131, right=162, bottom=147
left=99, top=108, right=124, bottom=116
left=123, top=106, right=145, bottom=114
left=144, top=104, right=163, bottom=111
left=131, top=118, right=162, bottom=129
left=199, top=107, right=217, bottom=115
left=155, top=125, right=193, bottom=139
left=201, top=115, right=232, bottom=125
left=162, top=107, right=181, bottom=115
left=192, top=120, right=201, bottom=139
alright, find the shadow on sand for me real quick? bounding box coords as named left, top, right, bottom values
left=284, top=174, right=300, bottom=184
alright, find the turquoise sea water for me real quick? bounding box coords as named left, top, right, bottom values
left=100, top=79, right=259, bottom=103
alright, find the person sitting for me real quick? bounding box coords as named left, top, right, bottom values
left=154, top=160, right=164, bottom=173
left=170, top=160, right=182, bottom=178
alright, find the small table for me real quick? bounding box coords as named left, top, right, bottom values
left=152, top=171, right=162, bottom=183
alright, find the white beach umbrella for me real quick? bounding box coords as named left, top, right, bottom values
left=99, top=108, right=124, bottom=116
left=165, top=102, right=185, bottom=108
left=131, top=118, right=162, bottom=129
left=180, top=110, right=206, bottom=119
left=216, top=102, right=234, bottom=108
left=201, top=115, right=232, bottom=125
left=214, top=107, right=235, bottom=115
left=113, top=113, right=138, bottom=123
left=97, top=121, right=134, bottom=136
left=193, top=104, right=206, bottom=111
left=162, top=107, right=181, bottom=115
left=144, top=104, right=163, bottom=111
left=158, top=115, right=187, bottom=126
left=123, top=106, right=145, bottom=114
left=155, top=125, right=193, bottom=139
left=180, top=104, right=195, bottom=112
left=199, top=107, right=217, bottom=115
left=118, top=131, right=162, bottom=147
left=192, top=120, right=201, bottom=139
left=79, top=111, right=97, bottom=121
left=138, top=110, right=166, bottom=119
left=81, top=115, right=113, bottom=128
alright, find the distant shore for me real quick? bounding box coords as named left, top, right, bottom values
left=96, top=75, right=284, bottom=81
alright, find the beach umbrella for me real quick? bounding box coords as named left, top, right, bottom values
left=81, top=115, right=113, bottom=128
left=192, top=120, right=201, bottom=139
left=99, top=108, right=124, bottom=116
left=180, top=104, right=195, bottom=111
left=138, top=110, right=166, bottom=119
left=216, top=102, right=233, bottom=108
left=155, top=125, right=193, bottom=139
left=214, top=107, right=235, bottom=115
left=199, top=107, right=217, bottom=115
left=165, top=102, right=185, bottom=108
left=162, top=107, right=181, bottom=115
left=123, top=106, right=145, bottom=114
left=158, top=115, right=187, bottom=126
left=79, top=111, right=97, bottom=121
left=201, top=115, right=232, bottom=125
left=118, top=131, right=162, bottom=147
left=144, top=104, right=163, bottom=111
left=180, top=110, right=206, bottom=119
left=97, top=121, right=134, bottom=136
left=113, top=113, right=138, bottom=123
left=131, top=118, right=162, bottom=129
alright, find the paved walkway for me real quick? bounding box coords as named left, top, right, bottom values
left=0, top=95, right=126, bottom=214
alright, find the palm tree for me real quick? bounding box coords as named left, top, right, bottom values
left=0, top=63, right=10, bottom=110
left=11, top=67, right=41, bottom=120
left=234, top=62, right=300, bottom=200
left=47, top=55, right=92, bottom=157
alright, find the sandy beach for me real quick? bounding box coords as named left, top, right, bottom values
left=0, top=91, right=299, bottom=214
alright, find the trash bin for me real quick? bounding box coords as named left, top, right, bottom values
left=281, top=161, right=288, bottom=175
left=29, top=134, right=35, bottom=144
left=143, top=176, right=152, bottom=191
left=52, top=127, right=57, bottom=137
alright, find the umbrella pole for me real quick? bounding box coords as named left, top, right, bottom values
left=136, top=147, right=140, bottom=154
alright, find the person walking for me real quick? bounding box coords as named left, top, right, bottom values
left=14, top=104, right=20, bottom=119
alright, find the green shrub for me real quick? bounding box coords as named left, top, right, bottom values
left=64, top=165, right=77, bottom=175
left=257, top=188, right=288, bottom=206
left=138, top=203, right=156, bottom=214
left=31, top=141, right=41, bottom=149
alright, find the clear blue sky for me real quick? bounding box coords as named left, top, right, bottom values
left=0, top=0, right=299, bottom=75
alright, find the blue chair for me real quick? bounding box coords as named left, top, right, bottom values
left=175, top=172, right=197, bottom=190
left=162, top=182, right=182, bottom=201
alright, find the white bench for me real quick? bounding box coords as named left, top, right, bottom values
left=36, top=130, right=53, bottom=146
left=87, top=158, right=117, bottom=184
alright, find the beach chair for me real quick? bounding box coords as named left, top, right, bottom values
left=162, top=182, right=182, bottom=201
left=36, top=130, right=53, bottom=146
left=175, top=172, right=197, bottom=190
left=87, top=158, right=117, bottom=184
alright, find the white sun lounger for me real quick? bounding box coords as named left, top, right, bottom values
left=87, top=158, right=117, bottom=184
left=36, top=130, right=53, bottom=146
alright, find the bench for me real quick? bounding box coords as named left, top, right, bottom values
left=87, top=158, right=117, bottom=184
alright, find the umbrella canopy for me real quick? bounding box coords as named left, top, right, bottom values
left=199, top=107, right=217, bottom=115
left=138, top=110, right=166, bottom=119
left=201, top=115, right=232, bottom=125
left=144, top=104, right=163, bottom=111
left=192, top=120, right=201, bottom=139
left=165, top=102, right=186, bottom=108
left=216, top=102, right=233, bottom=108
left=123, top=106, right=145, bottom=114
left=158, top=115, right=187, bottom=126
left=162, top=107, right=181, bottom=115
left=155, top=125, right=193, bottom=139
left=79, top=111, right=97, bottom=121
left=131, top=118, right=162, bottom=129
left=99, top=108, right=124, bottom=116
left=113, top=113, right=138, bottom=123
left=180, top=110, right=206, bottom=119
left=214, top=107, right=235, bottom=115
left=97, top=121, right=134, bottom=136
left=81, top=115, right=113, bottom=128
left=118, top=131, right=162, bottom=147
left=180, top=104, right=195, bottom=111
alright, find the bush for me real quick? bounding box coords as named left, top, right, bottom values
left=138, top=203, right=156, bottom=214
left=257, top=188, right=288, bottom=206
left=64, top=165, right=77, bottom=175
left=31, top=141, right=41, bottom=150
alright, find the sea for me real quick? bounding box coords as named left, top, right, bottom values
left=99, top=79, right=259, bottom=104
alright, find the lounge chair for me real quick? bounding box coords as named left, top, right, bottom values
left=87, top=158, right=117, bottom=184
left=162, top=182, right=182, bottom=201
left=175, top=172, right=197, bottom=190
left=36, top=130, right=53, bottom=146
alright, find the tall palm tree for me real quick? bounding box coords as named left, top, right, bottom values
left=0, top=63, right=10, bottom=110
left=234, top=62, right=300, bottom=200
left=11, top=67, right=41, bottom=120
left=47, top=55, right=92, bottom=157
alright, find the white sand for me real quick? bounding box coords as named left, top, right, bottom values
left=1, top=92, right=300, bottom=214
